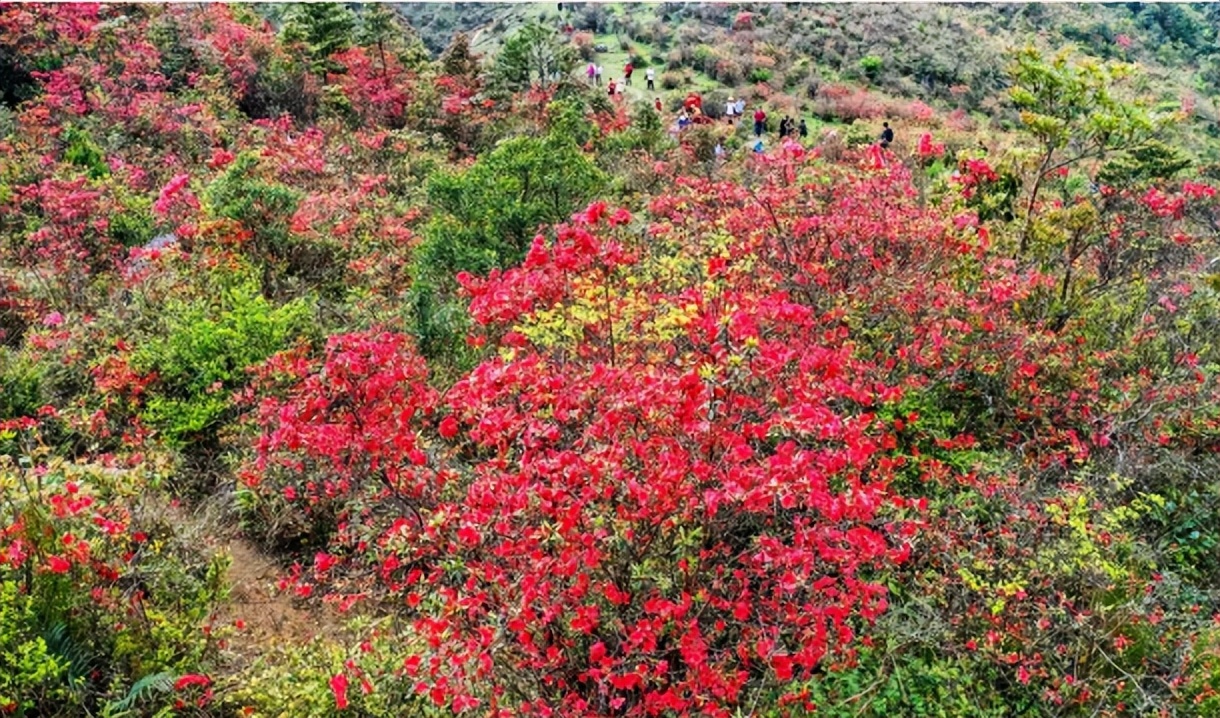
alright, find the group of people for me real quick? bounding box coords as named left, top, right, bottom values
left=584, top=61, right=898, bottom=156
left=724, top=100, right=805, bottom=142
left=724, top=96, right=747, bottom=123
left=742, top=108, right=806, bottom=140
left=675, top=92, right=713, bottom=129
left=588, top=62, right=656, bottom=94
left=778, top=116, right=808, bottom=139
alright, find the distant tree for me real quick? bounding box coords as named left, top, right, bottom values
left=1201, top=55, right=1220, bottom=94
left=440, top=32, right=481, bottom=79
left=492, top=23, right=577, bottom=93
left=357, top=4, right=429, bottom=76
left=282, top=3, right=357, bottom=77
left=1138, top=4, right=1206, bottom=50
left=859, top=54, right=883, bottom=82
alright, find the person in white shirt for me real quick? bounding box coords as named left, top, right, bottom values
left=726, top=97, right=736, bottom=124
left=595, top=65, right=603, bottom=86
left=646, top=67, right=656, bottom=91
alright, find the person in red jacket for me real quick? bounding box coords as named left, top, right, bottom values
left=654, top=97, right=663, bottom=112
left=753, top=108, right=766, bottom=137
left=624, top=62, right=633, bottom=86
left=608, top=78, right=617, bottom=97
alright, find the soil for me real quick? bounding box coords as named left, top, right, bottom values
left=215, top=536, right=333, bottom=659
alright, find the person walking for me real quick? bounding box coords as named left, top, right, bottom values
left=799, top=119, right=808, bottom=139
left=753, top=107, right=767, bottom=137
left=586, top=62, right=596, bottom=85
left=646, top=67, right=655, bottom=91
left=735, top=97, right=745, bottom=116
left=726, top=97, right=736, bottom=124
left=595, top=64, right=603, bottom=86
left=624, top=62, right=633, bottom=86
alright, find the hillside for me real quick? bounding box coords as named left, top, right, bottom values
left=398, top=2, right=1220, bottom=158
left=3, top=3, right=1220, bottom=717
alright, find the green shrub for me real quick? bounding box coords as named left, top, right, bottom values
left=131, top=275, right=311, bottom=448
left=204, top=152, right=345, bottom=299
left=416, top=132, right=605, bottom=287
left=859, top=54, right=883, bottom=81
left=0, top=349, right=45, bottom=423
left=748, top=67, right=773, bottom=83
left=61, top=127, right=108, bottom=180
left=786, top=646, right=1030, bottom=717
left=108, top=191, right=156, bottom=249
left=0, top=582, right=72, bottom=716
left=691, top=44, right=715, bottom=73
left=845, top=121, right=875, bottom=147
left=408, top=130, right=603, bottom=370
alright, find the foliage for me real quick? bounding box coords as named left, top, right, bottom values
left=1006, top=47, right=1169, bottom=253
left=0, top=426, right=226, bottom=715
left=130, top=271, right=311, bottom=449
left=202, top=150, right=347, bottom=299
left=281, top=3, right=356, bottom=77
left=858, top=55, right=883, bottom=82
left=411, top=129, right=606, bottom=361
left=492, top=23, right=577, bottom=94
left=5, top=4, right=1220, bottom=716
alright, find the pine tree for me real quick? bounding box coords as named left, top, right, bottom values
left=357, top=5, right=430, bottom=76
left=492, top=23, right=576, bottom=93
left=440, top=33, right=481, bottom=80
left=282, top=3, right=356, bottom=77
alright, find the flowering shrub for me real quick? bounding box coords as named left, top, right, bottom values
left=810, top=84, right=887, bottom=121
left=0, top=424, right=225, bottom=715
left=916, top=133, right=945, bottom=159
left=4, top=4, right=1220, bottom=717
left=327, top=47, right=415, bottom=128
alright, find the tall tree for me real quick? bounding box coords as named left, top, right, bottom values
left=440, top=32, right=481, bottom=80
left=492, top=23, right=577, bottom=93
left=357, top=4, right=429, bottom=77
left=282, top=2, right=356, bottom=77
left=1007, top=47, right=1166, bottom=254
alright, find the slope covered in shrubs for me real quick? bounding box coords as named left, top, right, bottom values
left=3, top=3, right=1220, bottom=717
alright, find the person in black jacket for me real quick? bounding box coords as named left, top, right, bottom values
left=879, top=121, right=894, bottom=148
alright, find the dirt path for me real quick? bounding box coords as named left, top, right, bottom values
left=216, top=536, right=332, bottom=658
